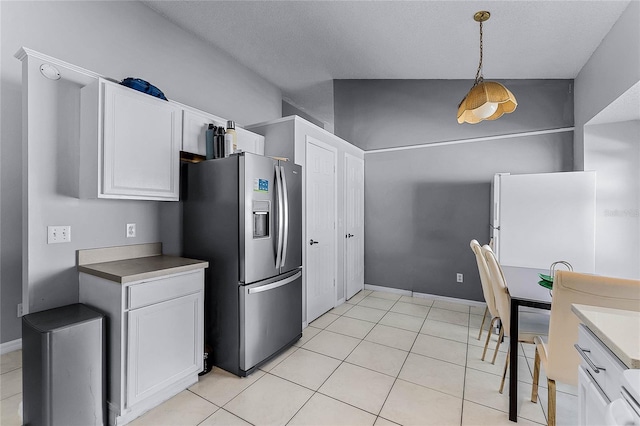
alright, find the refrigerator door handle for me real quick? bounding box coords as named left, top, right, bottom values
left=280, top=166, right=289, bottom=267
left=247, top=270, right=302, bottom=294
left=275, top=164, right=284, bottom=269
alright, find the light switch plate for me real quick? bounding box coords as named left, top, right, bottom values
left=48, top=226, right=71, bottom=244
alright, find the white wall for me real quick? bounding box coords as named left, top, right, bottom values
left=574, top=1, right=640, bottom=170
left=584, top=121, right=640, bottom=279
left=574, top=0, right=640, bottom=280
left=0, top=1, right=281, bottom=343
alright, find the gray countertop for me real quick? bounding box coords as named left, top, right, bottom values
left=77, top=243, right=208, bottom=284
left=78, top=255, right=208, bottom=284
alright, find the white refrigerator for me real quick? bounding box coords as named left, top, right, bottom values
left=491, top=171, right=596, bottom=273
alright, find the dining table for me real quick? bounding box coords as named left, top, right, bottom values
left=501, top=266, right=553, bottom=422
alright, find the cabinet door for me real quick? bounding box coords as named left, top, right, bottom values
left=182, top=108, right=265, bottom=156
left=102, top=82, right=181, bottom=200
left=182, top=108, right=224, bottom=156
left=344, top=153, right=365, bottom=300
left=126, top=292, right=202, bottom=407
left=578, top=366, right=610, bottom=426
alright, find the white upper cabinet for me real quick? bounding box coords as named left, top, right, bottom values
left=181, top=107, right=222, bottom=156
left=80, top=78, right=182, bottom=201
left=182, top=107, right=265, bottom=157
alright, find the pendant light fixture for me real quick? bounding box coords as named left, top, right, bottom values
left=457, top=11, right=517, bottom=124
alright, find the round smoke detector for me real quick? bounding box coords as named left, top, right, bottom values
left=40, top=64, right=61, bottom=80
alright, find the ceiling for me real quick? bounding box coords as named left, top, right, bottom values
left=143, top=0, right=631, bottom=128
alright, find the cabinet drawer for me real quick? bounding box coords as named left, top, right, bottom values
left=127, top=270, right=203, bottom=310
left=577, top=324, right=627, bottom=399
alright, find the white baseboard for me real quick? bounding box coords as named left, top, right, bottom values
left=363, top=284, right=485, bottom=307
left=364, top=284, right=412, bottom=296
left=1, top=338, right=22, bottom=355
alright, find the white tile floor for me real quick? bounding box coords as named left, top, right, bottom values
left=0, top=290, right=579, bottom=426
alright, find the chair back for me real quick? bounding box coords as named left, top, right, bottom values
left=470, top=240, right=499, bottom=319
left=546, top=270, right=640, bottom=385
left=482, top=245, right=512, bottom=337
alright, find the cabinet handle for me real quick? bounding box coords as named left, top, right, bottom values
left=309, top=239, right=319, bottom=245
left=574, top=344, right=606, bottom=373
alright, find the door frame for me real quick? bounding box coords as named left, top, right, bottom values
left=343, top=152, right=364, bottom=302
left=305, top=136, right=339, bottom=322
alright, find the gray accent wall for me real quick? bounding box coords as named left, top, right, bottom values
left=334, top=79, right=574, bottom=301
left=0, top=1, right=281, bottom=344
left=335, top=79, right=574, bottom=151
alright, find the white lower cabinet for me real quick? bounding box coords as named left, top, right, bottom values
left=578, top=365, right=609, bottom=426
left=126, top=292, right=202, bottom=406
left=576, top=324, right=627, bottom=426
left=79, top=269, right=204, bottom=425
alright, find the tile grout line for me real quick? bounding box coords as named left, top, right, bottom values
left=372, top=299, right=431, bottom=419
left=460, top=304, right=473, bottom=425
left=290, top=290, right=400, bottom=422
left=286, top=290, right=401, bottom=422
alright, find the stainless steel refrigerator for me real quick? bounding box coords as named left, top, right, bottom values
left=183, top=152, right=302, bottom=376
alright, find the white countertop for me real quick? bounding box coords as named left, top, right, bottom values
left=572, top=304, right=640, bottom=369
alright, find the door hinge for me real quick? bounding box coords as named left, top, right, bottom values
left=333, top=279, right=336, bottom=287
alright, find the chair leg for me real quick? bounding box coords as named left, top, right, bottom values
left=481, top=317, right=497, bottom=361
left=531, top=347, right=540, bottom=403
left=491, top=326, right=504, bottom=365
left=548, top=379, right=557, bottom=426
left=477, top=306, right=489, bottom=340
left=499, top=346, right=510, bottom=393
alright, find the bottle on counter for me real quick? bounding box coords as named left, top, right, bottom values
left=225, top=120, right=237, bottom=155
left=216, top=126, right=226, bottom=158
left=205, top=124, right=216, bottom=160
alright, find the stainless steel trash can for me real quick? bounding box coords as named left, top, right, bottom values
left=22, top=303, right=106, bottom=426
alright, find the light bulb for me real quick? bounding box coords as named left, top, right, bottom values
left=473, top=102, right=498, bottom=119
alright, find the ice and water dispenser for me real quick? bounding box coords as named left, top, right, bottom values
left=253, top=200, right=270, bottom=239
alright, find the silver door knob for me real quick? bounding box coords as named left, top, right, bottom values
left=309, top=239, right=319, bottom=245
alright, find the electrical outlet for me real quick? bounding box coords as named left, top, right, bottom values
left=126, top=223, right=136, bottom=238
left=17, top=303, right=23, bottom=317
left=456, top=273, right=464, bottom=283
left=47, top=226, right=71, bottom=244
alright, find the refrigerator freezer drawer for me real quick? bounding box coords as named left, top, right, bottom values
left=239, top=270, right=302, bottom=372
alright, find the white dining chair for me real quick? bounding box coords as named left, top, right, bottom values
left=470, top=239, right=501, bottom=360
left=481, top=244, right=550, bottom=393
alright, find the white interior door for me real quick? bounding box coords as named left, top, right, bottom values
left=306, top=140, right=336, bottom=323
left=345, top=154, right=364, bottom=300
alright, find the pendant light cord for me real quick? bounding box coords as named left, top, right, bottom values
left=474, top=21, right=484, bottom=85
